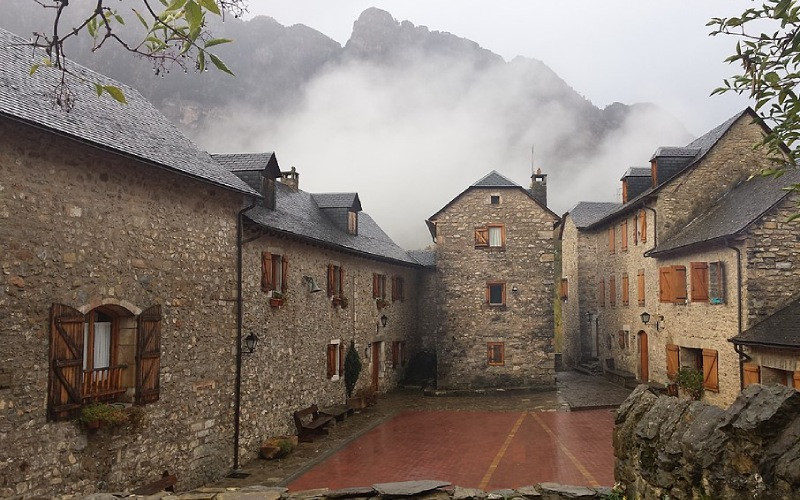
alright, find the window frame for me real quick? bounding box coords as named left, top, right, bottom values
left=621, top=273, right=629, bottom=306
left=327, top=264, right=344, bottom=298
left=486, top=281, right=507, bottom=307
left=326, top=339, right=344, bottom=381
left=637, top=269, right=645, bottom=307
left=392, top=276, right=405, bottom=302
left=487, top=342, right=505, bottom=366
left=490, top=195, right=500, bottom=205
left=348, top=210, right=358, bottom=235
left=373, top=273, right=387, bottom=299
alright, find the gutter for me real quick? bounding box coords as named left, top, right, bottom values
left=726, top=239, right=747, bottom=391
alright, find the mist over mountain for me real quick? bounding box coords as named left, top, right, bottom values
left=1, top=2, right=691, bottom=248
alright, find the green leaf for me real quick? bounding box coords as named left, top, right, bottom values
left=197, top=50, right=206, bottom=72
left=132, top=9, right=149, bottom=28
left=198, top=0, right=221, bottom=16
left=204, top=37, right=232, bottom=48
left=209, top=53, right=234, bottom=76
left=765, top=71, right=780, bottom=84
left=114, top=14, right=125, bottom=25
left=94, top=83, right=103, bottom=96
left=29, top=64, right=40, bottom=76
left=184, top=0, right=203, bottom=33
left=102, top=85, right=127, bottom=104
left=167, top=0, right=188, bottom=10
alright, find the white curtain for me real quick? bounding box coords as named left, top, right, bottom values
left=93, top=322, right=112, bottom=369
left=489, top=226, right=502, bottom=247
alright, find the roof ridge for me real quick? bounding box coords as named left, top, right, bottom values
left=471, top=169, right=520, bottom=187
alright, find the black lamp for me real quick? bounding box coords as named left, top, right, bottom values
left=243, top=332, right=259, bottom=354
left=380, top=314, right=388, bottom=328
left=640, top=311, right=651, bottom=325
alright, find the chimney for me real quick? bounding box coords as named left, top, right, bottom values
left=281, top=166, right=299, bottom=192
left=530, top=167, right=547, bottom=206
left=261, top=175, right=276, bottom=210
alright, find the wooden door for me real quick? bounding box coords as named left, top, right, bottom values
left=639, top=331, right=649, bottom=382
left=371, top=342, right=381, bottom=392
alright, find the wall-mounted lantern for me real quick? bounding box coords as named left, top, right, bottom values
left=380, top=314, right=388, bottom=328
left=243, top=332, right=259, bottom=354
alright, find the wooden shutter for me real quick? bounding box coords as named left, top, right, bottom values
left=261, top=251, right=273, bottom=292
left=373, top=273, right=380, bottom=298
left=702, top=349, right=719, bottom=391
left=666, top=344, right=679, bottom=380
left=637, top=269, right=645, bottom=306
left=793, top=371, right=800, bottom=389
left=608, top=227, right=615, bottom=253
left=327, top=265, right=335, bottom=296
left=743, top=363, right=761, bottom=387
left=633, top=212, right=638, bottom=245
left=281, top=256, right=289, bottom=294
left=136, top=305, right=162, bottom=404
left=338, top=266, right=344, bottom=297
left=338, top=343, right=345, bottom=377
left=659, top=267, right=672, bottom=303
left=327, top=344, right=337, bottom=379
left=559, top=278, right=568, bottom=300
left=485, top=283, right=490, bottom=304
left=622, top=274, right=629, bottom=306
left=621, top=221, right=628, bottom=251
left=475, top=227, right=489, bottom=247
left=599, top=279, right=605, bottom=307
left=709, top=261, right=725, bottom=304
left=609, top=275, right=616, bottom=306
left=673, top=265, right=687, bottom=303
left=690, top=262, right=709, bottom=302
left=49, top=303, right=85, bottom=420
left=640, top=210, right=647, bottom=243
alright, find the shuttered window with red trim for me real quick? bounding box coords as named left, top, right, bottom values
left=327, top=344, right=337, bottom=379
left=793, top=371, right=800, bottom=390
left=666, top=344, right=679, bottom=380
left=660, top=265, right=687, bottom=303
left=690, top=262, right=709, bottom=302
left=487, top=342, right=504, bottom=366
left=640, top=210, right=647, bottom=243
left=136, top=304, right=162, bottom=405
left=622, top=274, right=629, bottom=306
left=261, top=251, right=273, bottom=292
left=702, top=349, right=719, bottom=391
left=621, top=220, right=628, bottom=252
left=637, top=269, right=645, bottom=306
left=475, top=227, right=489, bottom=248
left=392, top=277, right=405, bottom=302
left=49, top=303, right=85, bottom=421
left=609, top=275, right=616, bottom=306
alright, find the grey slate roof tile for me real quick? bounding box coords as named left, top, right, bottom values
left=213, top=153, right=275, bottom=171
left=245, top=183, right=417, bottom=265
left=732, top=298, right=800, bottom=348
left=312, top=193, right=362, bottom=211
left=650, top=169, right=800, bottom=255
left=408, top=250, right=436, bottom=267
left=620, top=167, right=651, bottom=180
left=568, top=202, right=622, bottom=229
left=0, top=28, right=256, bottom=196
left=472, top=170, right=520, bottom=187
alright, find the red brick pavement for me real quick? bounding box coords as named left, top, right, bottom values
left=288, top=409, right=615, bottom=491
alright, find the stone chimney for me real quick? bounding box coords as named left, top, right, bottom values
left=281, top=166, right=300, bottom=192
left=261, top=175, right=276, bottom=210
left=530, top=168, right=547, bottom=206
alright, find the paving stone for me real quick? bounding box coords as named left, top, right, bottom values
left=487, top=489, right=517, bottom=499
left=216, top=493, right=284, bottom=500
left=325, top=486, right=377, bottom=498
left=536, top=483, right=596, bottom=497
left=371, top=480, right=451, bottom=496
left=239, top=485, right=287, bottom=494
left=513, top=486, right=542, bottom=498
left=452, top=486, right=487, bottom=499
left=287, top=487, right=330, bottom=499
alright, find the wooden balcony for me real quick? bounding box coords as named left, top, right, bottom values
left=82, top=365, right=128, bottom=402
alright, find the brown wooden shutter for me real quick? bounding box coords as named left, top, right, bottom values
left=327, top=265, right=335, bottom=297
left=702, top=349, right=719, bottom=391
left=637, top=269, right=645, bottom=306
left=793, top=370, right=800, bottom=389
left=640, top=210, right=647, bottom=243
left=49, top=303, right=85, bottom=421
left=621, top=221, right=628, bottom=251
left=673, top=265, right=687, bottom=303
left=281, top=256, right=289, bottom=294
left=559, top=278, right=568, bottom=300
left=501, top=283, right=507, bottom=306
left=373, top=273, right=380, bottom=298
left=338, top=343, right=345, bottom=377
left=709, top=261, right=725, bottom=304
left=599, top=279, right=605, bottom=307
left=690, top=262, right=709, bottom=302
left=633, top=212, right=638, bottom=245
left=475, top=227, right=489, bottom=247
left=609, top=275, right=616, bottom=306
left=327, top=344, right=337, bottom=379
left=743, top=363, right=761, bottom=387
left=666, top=344, right=679, bottom=380
left=608, top=227, right=615, bottom=254
left=485, top=283, right=490, bottom=304
left=338, top=266, right=344, bottom=297
left=261, top=251, right=273, bottom=292
left=136, top=304, right=162, bottom=404
left=659, top=267, right=672, bottom=303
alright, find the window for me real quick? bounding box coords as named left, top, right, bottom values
left=490, top=195, right=500, bottom=205
left=621, top=220, right=628, bottom=252
left=475, top=224, right=506, bottom=249
left=559, top=278, right=568, bottom=301
left=639, top=210, right=647, bottom=243
left=679, top=347, right=718, bottom=392
left=48, top=303, right=161, bottom=421
left=666, top=344, right=679, bottom=380
left=486, top=282, right=506, bottom=306
left=373, top=273, right=387, bottom=299
left=326, top=340, right=344, bottom=380
left=659, top=265, right=687, bottom=304
left=609, top=276, right=619, bottom=306
left=599, top=278, right=605, bottom=307
left=637, top=269, right=645, bottom=306
left=487, top=342, right=505, bottom=366
left=622, top=273, right=629, bottom=306
left=608, top=226, right=615, bottom=254
left=690, top=262, right=709, bottom=302
left=348, top=211, right=358, bottom=235
left=261, top=251, right=288, bottom=293
left=392, top=276, right=405, bottom=302
left=327, top=264, right=344, bottom=298
left=709, top=261, right=726, bottom=304
left=391, top=341, right=407, bottom=368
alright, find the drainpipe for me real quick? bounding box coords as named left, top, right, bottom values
left=233, top=196, right=257, bottom=472
left=726, top=239, right=747, bottom=390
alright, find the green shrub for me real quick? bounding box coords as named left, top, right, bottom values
left=344, top=339, right=362, bottom=398
left=79, top=403, right=128, bottom=427
left=675, top=366, right=704, bottom=400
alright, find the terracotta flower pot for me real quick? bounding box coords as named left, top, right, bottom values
left=269, top=298, right=284, bottom=308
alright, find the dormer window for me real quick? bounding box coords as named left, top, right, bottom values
left=490, top=195, right=500, bottom=205
left=348, top=210, right=358, bottom=235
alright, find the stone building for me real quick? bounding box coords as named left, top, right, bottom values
left=426, top=170, right=559, bottom=389
left=213, top=154, right=425, bottom=462
left=560, top=108, right=800, bottom=407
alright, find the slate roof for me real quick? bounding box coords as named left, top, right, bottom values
left=586, top=109, right=758, bottom=230
left=312, top=193, right=362, bottom=211
left=408, top=250, right=436, bottom=268
left=213, top=153, right=276, bottom=172
left=620, top=167, right=651, bottom=180
left=245, top=183, right=418, bottom=266
left=649, top=169, right=800, bottom=256
left=731, top=298, right=800, bottom=348
left=472, top=170, right=520, bottom=188
left=567, top=202, right=623, bottom=229
left=649, top=147, right=700, bottom=161
left=0, top=28, right=257, bottom=196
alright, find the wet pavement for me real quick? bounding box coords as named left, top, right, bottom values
left=211, top=372, right=630, bottom=491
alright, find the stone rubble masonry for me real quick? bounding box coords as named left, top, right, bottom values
left=239, top=234, right=420, bottom=463
left=0, top=120, right=242, bottom=496
left=431, top=188, right=557, bottom=389
left=615, top=384, right=800, bottom=499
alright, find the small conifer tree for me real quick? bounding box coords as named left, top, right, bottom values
left=344, top=339, right=362, bottom=398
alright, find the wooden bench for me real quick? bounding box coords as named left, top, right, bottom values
left=320, top=404, right=355, bottom=422
left=131, top=471, right=177, bottom=495
left=294, top=404, right=334, bottom=442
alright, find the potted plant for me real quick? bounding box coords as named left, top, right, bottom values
left=269, top=291, right=285, bottom=308
left=344, top=340, right=363, bottom=408
left=675, top=366, right=704, bottom=400
left=79, top=403, right=128, bottom=430
left=376, top=298, right=390, bottom=310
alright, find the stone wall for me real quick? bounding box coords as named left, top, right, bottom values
left=0, top=120, right=244, bottom=496
left=239, top=233, right=420, bottom=461
left=615, top=384, right=800, bottom=499
left=432, top=188, right=556, bottom=389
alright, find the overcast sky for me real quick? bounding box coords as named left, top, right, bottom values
left=249, top=1, right=753, bottom=135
